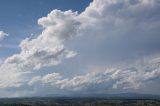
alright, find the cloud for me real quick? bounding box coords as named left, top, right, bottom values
left=0, top=10, right=80, bottom=89
left=0, top=31, right=8, bottom=41
left=28, top=56, right=160, bottom=93
left=0, top=0, right=160, bottom=97
left=76, top=0, right=160, bottom=61
left=30, top=0, right=160, bottom=94
left=27, top=57, right=160, bottom=96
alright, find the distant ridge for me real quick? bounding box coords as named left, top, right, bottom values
left=47, top=93, right=160, bottom=99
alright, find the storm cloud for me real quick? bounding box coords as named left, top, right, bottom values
left=0, top=0, right=160, bottom=97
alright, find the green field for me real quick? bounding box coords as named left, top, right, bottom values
left=0, top=98, right=160, bottom=106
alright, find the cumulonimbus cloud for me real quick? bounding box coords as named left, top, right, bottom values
left=0, top=0, right=160, bottom=97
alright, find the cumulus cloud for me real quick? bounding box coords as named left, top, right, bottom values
left=0, top=0, right=160, bottom=97
left=29, top=0, right=160, bottom=94
left=0, top=31, right=8, bottom=41
left=28, top=56, right=160, bottom=93
left=0, top=10, right=80, bottom=89
left=77, top=0, right=160, bottom=61
left=6, top=10, right=80, bottom=70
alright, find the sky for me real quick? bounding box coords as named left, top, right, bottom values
left=0, top=0, right=160, bottom=97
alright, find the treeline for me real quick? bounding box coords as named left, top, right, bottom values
left=0, top=98, right=159, bottom=106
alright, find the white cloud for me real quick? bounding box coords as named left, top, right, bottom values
left=77, top=0, right=160, bottom=61
left=65, top=50, right=77, bottom=59
left=0, top=0, right=160, bottom=97
left=29, top=56, right=160, bottom=92
left=0, top=10, right=80, bottom=89
left=0, top=31, right=8, bottom=41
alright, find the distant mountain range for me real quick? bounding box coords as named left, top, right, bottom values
left=47, top=93, right=160, bottom=99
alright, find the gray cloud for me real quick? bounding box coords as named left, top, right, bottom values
left=0, top=0, right=160, bottom=97
left=28, top=56, right=160, bottom=94
left=76, top=0, right=160, bottom=61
